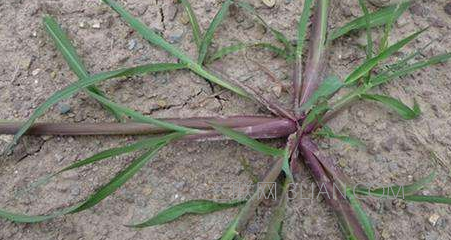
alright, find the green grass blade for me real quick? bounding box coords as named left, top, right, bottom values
left=281, top=147, right=293, bottom=181
left=102, top=0, right=248, bottom=97
left=302, top=103, right=329, bottom=130
left=87, top=92, right=200, bottom=134
left=386, top=40, right=432, bottom=72
left=179, top=0, right=202, bottom=49
left=209, top=122, right=285, bottom=157
left=263, top=178, right=290, bottom=240
left=206, top=42, right=289, bottom=63
left=371, top=52, right=451, bottom=86
left=253, top=42, right=291, bottom=60
left=379, top=2, right=410, bottom=52
left=329, top=2, right=410, bottom=41
left=357, top=172, right=436, bottom=197
left=346, top=188, right=376, bottom=240
left=0, top=134, right=180, bottom=223
left=361, top=94, right=420, bottom=120
left=221, top=157, right=284, bottom=240
left=236, top=1, right=293, bottom=54
left=207, top=43, right=246, bottom=63
left=197, top=0, right=232, bottom=64
left=300, top=75, right=343, bottom=112
left=0, top=204, right=81, bottom=223
left=345, top=28, right=426, bottom=84
left=3, top=63, right=185, bottom=155
left=43, top=16, right=88, bottom=78
left=70, top=142, right=169, bottom=213
left=357, top=0, right=373, bottom=60
left=59, top=133, right=183, bottom=174
left=43, top=15, right=123, bottom=121
left=127, top=199, right=244, bottom=228
left=315, top=125, right=364, bottom=148
left=296, top=0, right=314, bottom=59
left=403, top=195, right=451, bottom=205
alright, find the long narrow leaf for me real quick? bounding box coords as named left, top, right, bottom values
left=346, top=188, right=376, bottom=240
left=198, top=0, right=232, bottom=64
left=207, top=42, right=289, bottom=63
left=3, top=63, right=185, bottom=154
left=236, top=1, right=293, bottom=54
left=357, top=0, right=373, bottom=60
left=300, top=75, right=343, bottom=112
left=87, top=92, right=200, bottom=134
left=179, top=0, right=202, bottom=49
left=71, top=142, right=169, bottom=213
left=345, top=28, right=426, bottom=84
left=329, top=2, right=410, bottom=41
left=220, top=157, right=284, bottom=240
left=361, top=94, right=420, bottom=120
left=209, top=122, right=285, bottom=157
left=403, top=195, right=451, bottom=205
left=296, top=0, right=314, bottom=58
left=0, top=137, right=176, bottom=222
left=379, top=2, right=409, bottom=52
left=371, top=52, right=451, bottom=86
left=263, top=178, right=290, bottom=240
left=59, top=133, right=184, bottom=174
left=315, top=125, right=363, bottom=148
left=127, top=199, right=244, bottom=228
left=386, top=40, right=433, bottom=72
left=43, top=15, right=123, bottom=120
left=102, top=0, right=248, bottom=97
left=293, top=0, right=314, bottom=107
left=356, top=172, right=436, bottom=197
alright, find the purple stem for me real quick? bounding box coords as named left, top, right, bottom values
left=298, top=0, right=329, bottom=108
left=0, top=116, right=288, bottom=136
left=185, top=118, right=297, bottom=141
left=299, top=136, right=369, bottom=239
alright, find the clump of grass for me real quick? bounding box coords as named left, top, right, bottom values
left=1, top=0, right=451, bottom=239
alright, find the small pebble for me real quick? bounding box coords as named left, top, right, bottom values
left=410, top=3, right=429, bottom=17
left=79, top=21, right=87, bottom=29
left=167, top=5, right=178, bottom=21
left=19, top=57, right=32, bottom=70
left=445, top=3, right=451, bottom=15
left=272, top=85, right=282, bottom=98
left=91, top=20, right=101, bottom=29
left=31, top=68, right=41, bottom=76
left=262, top=0, right=276, bottom=8
left=0, top=135, right=13, bottom=143
left=41, top=135, right=52, bottom=141
left=70, top=187, right=81, bottom=196
left=156, top=99, right=167, bottom=107
left=58, top=103, right=71, bottom=114
left=428, top=213, right=440, bottom=226
left=241, top=20, right=255, bottom=30
left=284, top=0, right=292, bottom=4
left=168, top=29, right=184, bottom=43
left=174, top=181, right=185, bottom=190
left=128, top=39, right=138, bottom=50
left=425, top=232, right=439, bottom=240
left=367, top=0, right=391, bottom=7
left=179, top=12, right=190, bottom=25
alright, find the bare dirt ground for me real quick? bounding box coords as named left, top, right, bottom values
left=1, top=0, right=451, bottom=239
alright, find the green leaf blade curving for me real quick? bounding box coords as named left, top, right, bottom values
left=127, top=199, right=244, bottom=228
